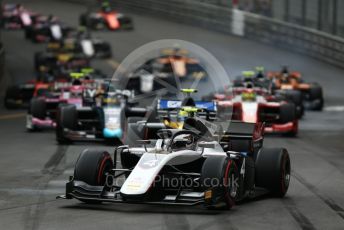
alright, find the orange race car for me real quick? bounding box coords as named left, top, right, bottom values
left=79, top=1, right=133, bottom=31
left=267, top=66, right=324, bottom=111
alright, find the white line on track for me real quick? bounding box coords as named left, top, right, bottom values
left=324, top=106, right=344, bottom=112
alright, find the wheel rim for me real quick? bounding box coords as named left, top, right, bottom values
left=227, top=174, right=237, bottom=198
left=282, top=155, right=291, bottom=190
left=97, top=155, right=113, bottom=185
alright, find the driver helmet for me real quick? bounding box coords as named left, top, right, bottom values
left=70, top=85, right=83, bottom=97
left=281, top=65, right=289, bottom=74
left=255, top=66, right=265, bottom=79
left=101, top=1, right=112, bottom=13
left=241, top=89, right=256, bottom=101
left=15, top=4, right=24, bottom=12
left=281, top=73, right=289, bottom=83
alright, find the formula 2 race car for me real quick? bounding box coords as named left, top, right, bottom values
left=57, top=117, right=291, bottom=209
left=135, top=48, right=207, bottom=81
left=25, top=15, right=73, bottom=43
left=55, top=85, right=145, bottom=144
left=79, top=1, right=133, bottom=31
left=268, top=66, right=324, bottom=111
left=38, top=29, right=112, bottom=59
left=123, top=88, right=218, bottom=146
left=26, top=80, right=98, bottom=131
left=4, top=82, right=37, bottom=109
left=1, top=3, right=37, bottom=29
left=35, top=52, right=90, bottom=78
left=211, top=83, right=299, bottom=136
left=231, top=70, right=304, bottom=118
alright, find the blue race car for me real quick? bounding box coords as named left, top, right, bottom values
left=55, top=83, right=145, bottom=144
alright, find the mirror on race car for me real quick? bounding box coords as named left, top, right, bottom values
left=198, top=141, right=216, bottom=149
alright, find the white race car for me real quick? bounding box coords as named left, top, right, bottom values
left=58, top=117, right=291, bottom=209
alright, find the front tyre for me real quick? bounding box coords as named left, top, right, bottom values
left=74, top=149, right=113, bottom=204
left=200, top=156, right=239, bottom=210
left=255, top=148, right=291, bottom=197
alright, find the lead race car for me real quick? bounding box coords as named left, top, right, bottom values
left=57, top=114, right=291, bottom=209
left=79, top=1, right=133, bottom=31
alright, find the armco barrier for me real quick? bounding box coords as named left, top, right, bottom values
left=0, top=43, right=4, bottom=84
left=65, top=0, right=344, bottom=68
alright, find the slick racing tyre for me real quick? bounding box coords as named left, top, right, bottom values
left=74, top=149, right=113, bottom=204
left=79, top=13, right=87, bottom=26
left=29, top=98, right=46, bottom=120
left=94, top=42, right=112, bottom=58
left=4, top=86, right=21, bottom=109
left=308, top=84, right=324, bottom=111
left=255, top=148, right=291, bottom=197
left=200, top=156, right=239, bottom=210
left=279, top=103, right=296, bottom=124
left=281, top=90, right=304, bottom=118
left=56, top=104, right=77, bottom=144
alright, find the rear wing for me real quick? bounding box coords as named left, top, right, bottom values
left=222, top=121, right=264, bottom=140
left=158, top=99, right=217, bottom=111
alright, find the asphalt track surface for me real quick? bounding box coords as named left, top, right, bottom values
left=1, top=0, right=344, bottom=229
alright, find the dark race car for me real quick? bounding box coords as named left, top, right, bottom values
left=37, top=28, right=112, bottom=59
left=1, top=3, right=37, bottom=29
left=4, top=81, right=37, bottom=109
left=79, top=1, right=133, bottom=31
left=123, top=88, right=218, bottom=147
left=35, top=52, right=91, bottom=79
left=267, top=66, right=324, bottom=111
left=25, top=15, right=74, bottom=43
left=55, top=82, right=145, bottom=144
left=57, top=116, right=291, bottom=210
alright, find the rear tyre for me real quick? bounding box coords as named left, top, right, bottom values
left=200, top=156, right=238, bottom=210
left=74, top=149, right=113, bottom=204
left=79, top=14, right=87, bottom=26
left=279, top=103, right=296, bottom=124
left=30, top=98, right=46, bottom=119
left=309, top=84, right=324, bottom=111
left=4, top=86, right=21, bottom=109
left=284, top=90, right=304, bottom=118
left=255, top=148, right=291, bottom=197
left=56, top=104, right=77, bottom=144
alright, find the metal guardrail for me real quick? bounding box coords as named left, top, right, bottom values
left=66, top=0, right=344, bottom=68
left=0, top=43, right=5, bottom=83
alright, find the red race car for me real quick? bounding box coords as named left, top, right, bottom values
left=212, top=84, right=298, bottom=136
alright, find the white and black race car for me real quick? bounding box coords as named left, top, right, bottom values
left=58, top=117, right=291, bottom=209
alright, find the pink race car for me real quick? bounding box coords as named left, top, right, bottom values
left=26, top=81, right=98, bottom=131
left=1, top=3, right=38, bottom=29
